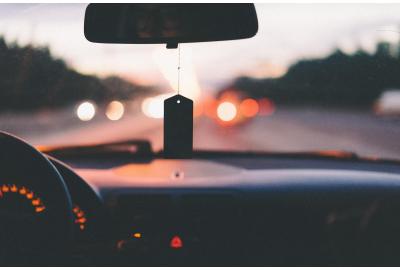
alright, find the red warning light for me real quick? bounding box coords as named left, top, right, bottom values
left=170, top=235, right=183, bottom=249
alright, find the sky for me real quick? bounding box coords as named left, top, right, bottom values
left=1, top=3, right=400, bottom=95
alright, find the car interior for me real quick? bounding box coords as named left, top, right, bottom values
left=1, top=3, right=400, bottom=267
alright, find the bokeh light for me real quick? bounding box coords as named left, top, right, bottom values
left=76, top=101, right=96, bottom=121
left=240, top=98, right=259, bottom=118
left=106, top=100, right=125, bottom=121
left=258, top=98, right=276, bottom=116
left=217, top=101, right=237, bottom=122
left=141, top=93, right=172, bottom=119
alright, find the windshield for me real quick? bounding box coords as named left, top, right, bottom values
left=0, top=3, right=400, bottom=160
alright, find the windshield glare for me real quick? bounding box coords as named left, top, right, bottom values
left=0, top=3, right=400, bottom=160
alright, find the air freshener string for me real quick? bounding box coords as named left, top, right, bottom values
left=177, top=44, right=181, bottom=95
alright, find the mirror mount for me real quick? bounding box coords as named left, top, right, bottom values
left=166, top=42, right=178, bottom=49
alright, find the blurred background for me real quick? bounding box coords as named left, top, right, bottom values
left=0, top=3, right=400, bottom=159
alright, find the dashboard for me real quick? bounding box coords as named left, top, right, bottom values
left=41, top=155, right=400, bottom=266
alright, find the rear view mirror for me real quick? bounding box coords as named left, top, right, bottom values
left=84, top=3, right=258, bottom=48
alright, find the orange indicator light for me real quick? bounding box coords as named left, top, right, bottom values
left=133, top=232, right=142, bottom=239
left=32, top=199, right=41, bottom=206
left=10, top=185, right=17, bottom=192
left=75, top=217, right=86, bottom=224
left=2, top=185, right=9, bottom=192
left=35, top=206, right=46, bottom=213
left=170, top=235, right=183, bottom=249
left=0, top=184, right=46, bottom=213
left=72, top=205, right=87, bottom=231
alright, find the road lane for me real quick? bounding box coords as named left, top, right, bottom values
left=224, top=108, right=400, bottom=159
left=2, top=107, right=400, bottom=160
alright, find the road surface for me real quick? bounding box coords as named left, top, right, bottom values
left=1, top=107, right=400, bottom=160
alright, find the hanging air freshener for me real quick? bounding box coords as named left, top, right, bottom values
left=163, top=45, right=193, bottom=158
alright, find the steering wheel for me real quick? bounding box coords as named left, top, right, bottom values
left=0, top=132, right=74, bottom=265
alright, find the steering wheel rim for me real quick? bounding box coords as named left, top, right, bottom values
left=0, top=132, right=74, bottom=264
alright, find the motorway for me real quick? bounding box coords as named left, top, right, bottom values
left=1, top=107, right=400, bottom=160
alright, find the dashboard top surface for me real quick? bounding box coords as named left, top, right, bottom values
left=65, top=157, right=400, bottom=195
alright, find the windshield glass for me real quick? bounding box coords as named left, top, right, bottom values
left=0, top=3, right=400, bottom=160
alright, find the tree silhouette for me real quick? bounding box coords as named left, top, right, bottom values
left=230, top=41, right=400, bottom=108
left=0, top=37, right=152, bottom=112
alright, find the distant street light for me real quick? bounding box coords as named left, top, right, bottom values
left=76, top=101, right=96, bottom=121
left=106, top=100, right=125, bottom=121
left=217, top=101, right=237, bottom=122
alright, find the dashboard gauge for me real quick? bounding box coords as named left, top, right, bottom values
left=0, top=183, right=49, bottom=255
left=0, top=184, right=46, bottom=214
left=73, top=204, right=87, bottom=231
left=0, top=183, right=91, bottom=245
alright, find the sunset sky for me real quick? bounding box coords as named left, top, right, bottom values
left=1, top=3, right=400, bottom=94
